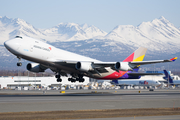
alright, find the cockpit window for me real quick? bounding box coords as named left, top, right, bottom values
left=15, top=36, right=22, bottom=39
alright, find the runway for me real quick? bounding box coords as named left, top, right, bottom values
left=0, top=89, right=180, bottom=113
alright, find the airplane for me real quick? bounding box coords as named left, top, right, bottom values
left=111, top=79, right=161, bottom=87
left=163, top=70, right=180, bottom=85
left=4, top=36, right=178, bottom=83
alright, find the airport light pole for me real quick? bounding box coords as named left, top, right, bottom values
left=18, top=65, right=21, bottom=89
left=33, top=73, right=36, bottom=90
left=35, top=73, right=36, bottom=90
left=168, top=63, right=169, bottom=89
left=167, top=70, right=169, bottom=89
left=42, top=73, right=45, bottom=77
left=27, top=70, right=30, bottom=90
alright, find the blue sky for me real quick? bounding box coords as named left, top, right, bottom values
left=0, top=0, right=179, bottom=32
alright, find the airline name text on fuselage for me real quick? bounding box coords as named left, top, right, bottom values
left=33, top=45, right=50, bottom=52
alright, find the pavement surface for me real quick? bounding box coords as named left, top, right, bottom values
left=0, top=89, right=180, bottom=113
left=0, top=89, right=180, bottom=120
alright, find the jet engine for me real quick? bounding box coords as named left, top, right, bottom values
left=75, top=62, right=93, bottom=72
left=115, top=62, right=132, bottom=71
left=26, top=63, right=45, bottom=73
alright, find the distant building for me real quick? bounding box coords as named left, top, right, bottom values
left=0, top=76, right=89, bottom=89
left=146, top=71, right=171, bottom=74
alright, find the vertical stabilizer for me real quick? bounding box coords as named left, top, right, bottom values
left=123, top=47, right=147, bottom=62
left=163, top=70, right=173, bottom=84
left=111, top=80, right=118, bottom=84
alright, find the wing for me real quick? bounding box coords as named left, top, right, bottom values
left=92, top=57, right=177, bottom=70
left=52, top=57, right=177, bottom=73
left=129, top=57, right=178, bottom=66
left=53, top=61, right=110, bottom=76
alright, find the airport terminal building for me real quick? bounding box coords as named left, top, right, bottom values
left=0, top=71, right=179, bottom=90
left=0, top=76, right=89, bottom=90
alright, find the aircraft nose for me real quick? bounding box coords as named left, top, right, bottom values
left=4, top=40, right=14, bottom=50
left=4, top=39, right=20, bottom=52
left=4, top=40, right=11, bottom=50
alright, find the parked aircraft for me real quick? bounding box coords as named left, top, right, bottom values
left=4, top=36, right=177, bottom=82
left=111, top=79, right=161, bottom=87
left=163, top=70, right=180, bottom=85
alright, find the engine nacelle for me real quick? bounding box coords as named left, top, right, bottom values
left=75, top=62, right=93, bottom=72
left=115, top=62, right=132, bottom=71
left=26, top=63, right=45, bottom=73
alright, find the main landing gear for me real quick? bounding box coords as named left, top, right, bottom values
left=17, top=57, right=22, bottom=66
left=55, top=72, right=85, bottom=83
left=55, top=74, right=85, bottom=83
left=55, top=74, right=62, bottom=82
left=68, top=75, right=85, bottom=83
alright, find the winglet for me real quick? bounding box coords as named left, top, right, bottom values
left=170, top=57, right=178, bottom=62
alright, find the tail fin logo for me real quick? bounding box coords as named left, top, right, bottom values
left=123, top=47, right=147, bottom=62
left=163, top=70, right=173, bottom=83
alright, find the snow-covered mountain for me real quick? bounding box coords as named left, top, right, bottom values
left=1, top=16, right=180, bottom=51
left=41, top=23, right=107, bottom=42
left=0, top=16, right=107, bottom=44
left=0, top=16, right=45, bottom=44
left=105, top=16, right=180, bottom=52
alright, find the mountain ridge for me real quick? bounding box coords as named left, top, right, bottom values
left=1, top=16, right=180, bottom=44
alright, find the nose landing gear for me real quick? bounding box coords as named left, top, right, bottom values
left=17, top=57, right=22, bottom=66
left=17, top=62, right=22, bottom=66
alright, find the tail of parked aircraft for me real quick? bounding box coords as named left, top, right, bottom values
left=163, top=70, right=173, bottom=84
left=111, top=80, right=118, bottom=84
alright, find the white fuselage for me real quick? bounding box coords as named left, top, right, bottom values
left=170, top=80, right=180, bottom=85
left=114, top=79, right=161, bottom=87
left=6, top=36, right=100, bottom=62
left=4, top=36, right=104, bottom=77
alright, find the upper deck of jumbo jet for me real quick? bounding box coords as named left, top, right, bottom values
left=4, top=36, right=101, bottom=62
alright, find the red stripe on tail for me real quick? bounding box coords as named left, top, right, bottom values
left=123, top=53, right=134, bottom=62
